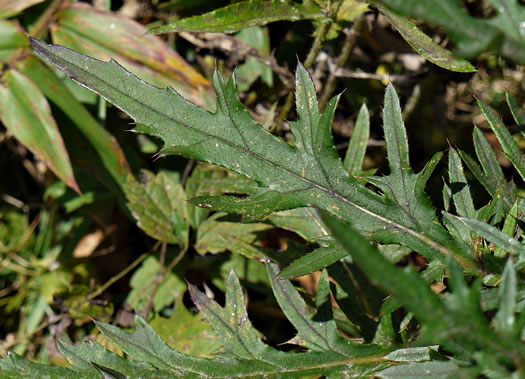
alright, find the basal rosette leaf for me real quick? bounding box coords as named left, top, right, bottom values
left=30, top=38, right=476, bottom=270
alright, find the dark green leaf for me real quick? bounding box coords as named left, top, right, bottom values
left=344, top=103, right=370, bottom=174
left=373, top=2, right=476, bottom=72
left=267, top=262, right=385, bottom=356
left=494, top=259, right=517, bottom=334
left=494, top=199, right=520, bottom=258
left=148, top=0, right=325, bottom=34
left=506, top=93, right=525, bottom=126
left=478, top=100, right=525, bottom=180
left=123, top=170, right=189, bottom=246
left=448, top=147, right=476, bottom=218
left=321, top=213, right=449, bottom=332
left=458, top=217, right=525, bottom=257
left=279, top=244, right=347, bottom=278
left=29, top=38, right=477, bottom=271
left=371, top=0, right=522, bottom=62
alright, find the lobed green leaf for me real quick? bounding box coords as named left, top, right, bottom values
left=29, top=37, right=476, bottom=271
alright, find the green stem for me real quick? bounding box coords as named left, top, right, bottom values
left=273, top=0, right=343, bottom=133
left=28, top=0, right=67, bottom=39
left=88, top=249, right=151, bottom=300
left=319, top=15, right=366, bottom=111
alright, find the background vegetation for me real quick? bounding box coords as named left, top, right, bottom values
left=0, top=0, right=524, bottom=377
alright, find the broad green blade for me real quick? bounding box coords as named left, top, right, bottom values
left=478, top=101, right=525, bottom=181
left=30, top=38, right=477, bottom=270
left=17, top=56, right=131, bottom=187
left=374, top=2, right=476, bottom=72
left=52, top=2, right=214, bottom=109
left=0, top=69, right=79, bottom=193
left=0, top=20, right=29, bottom=61
left=148, top=0, right=325, bottom=34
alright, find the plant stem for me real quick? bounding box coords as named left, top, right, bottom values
left=28, top=0, right=66, bottom=39
left=319, top=15, right=366, bottom=111
left=88, top=248, right=151, bottom=300
left=273, top=0, right=343, bottom=133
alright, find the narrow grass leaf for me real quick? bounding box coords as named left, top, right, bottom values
left=448, top=148, right=476, bottom=218
left=494, top=259, right=517, bottom=334
left=478, top=100, right=525, bottom=180
left=494, top=199, right=520, bottom=258
left=472, top=127, right=506, bottom=189
left=374, top=2, right=475, bottom=72
left=458, top=217, right=525, bottom=257
left=344, top=103, right=370, bottom=174
left=371, top=0, right=511, bottom=62
left=148, top=0, right=325, bottom=34
left=506, top=93, right=525, bottom=126
left=458, top=148, right=515, bottom=212
left=279, top=244, right=347, bottom=278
